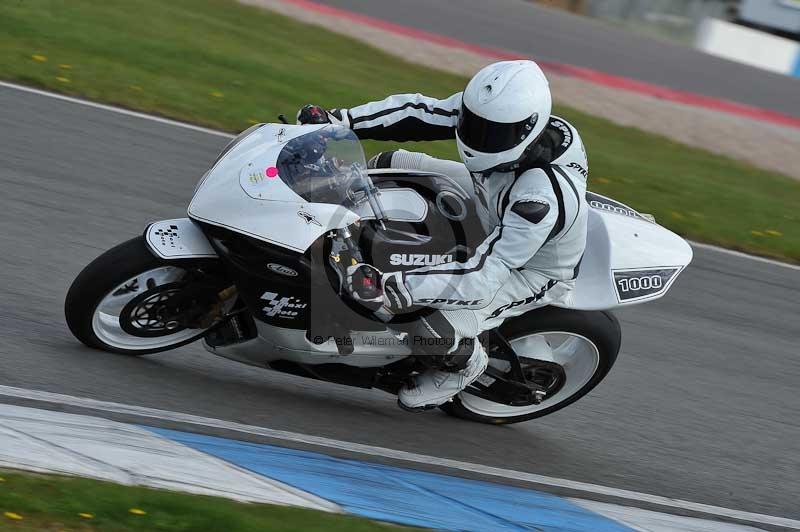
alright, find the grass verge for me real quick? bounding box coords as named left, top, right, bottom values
left=0, top=469, right=411, bottom=531
left=1, top=0, right=798, bottom=261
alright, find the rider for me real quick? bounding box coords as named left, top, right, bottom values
left=298, top=60, right=589, bottom=412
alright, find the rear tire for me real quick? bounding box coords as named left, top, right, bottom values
left=441, top=307, right=621, bottom=425
left=65, top=236, right=215, bottom=355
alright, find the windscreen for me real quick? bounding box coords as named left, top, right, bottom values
left=276, top=126, right=375, bottom=212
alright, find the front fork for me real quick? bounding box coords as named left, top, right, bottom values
left=326, top=224, right=364, bottom=294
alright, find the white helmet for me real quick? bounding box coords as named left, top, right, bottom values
left=456, top=60, right=552, bottom=174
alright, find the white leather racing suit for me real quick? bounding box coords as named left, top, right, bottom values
left=332, top=92, right=589, bottom=341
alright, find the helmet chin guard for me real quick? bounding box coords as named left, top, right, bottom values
left=456, top=60, right=552, bottom=174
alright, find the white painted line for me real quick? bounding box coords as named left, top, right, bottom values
left=0, top=80, right=234, bottom=139
left=571, top=498, right=766, bottom=532
left=0, top=384, right=797, bottom=530
left=1, top=80, right=797, bottom=272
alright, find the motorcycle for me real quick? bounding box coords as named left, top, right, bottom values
left=65, top=123, right=692, bottom=424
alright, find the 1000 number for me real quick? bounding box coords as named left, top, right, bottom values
left=618, top=275, right=662, bottom=292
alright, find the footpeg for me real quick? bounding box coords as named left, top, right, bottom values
left=532, top=389, right=547, bottom=405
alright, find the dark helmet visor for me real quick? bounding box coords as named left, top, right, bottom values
left=457, top=104, right=539, bottom=154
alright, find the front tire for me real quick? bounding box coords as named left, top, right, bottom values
left=441, top=307, right=621, bottom=425
left=65, top=236, right=217, bottom=355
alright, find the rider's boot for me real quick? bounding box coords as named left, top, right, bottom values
left=398, top=340, right=488, bottom=411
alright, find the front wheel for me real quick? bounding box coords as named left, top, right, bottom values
left=65, top=236, right=229, bottom=355
left=441, top=307, right=621, bottom=425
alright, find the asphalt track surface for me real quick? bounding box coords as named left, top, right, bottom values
left=1, top=85, right=799, bottom=525
left=311, top=0, right=800, bottom=117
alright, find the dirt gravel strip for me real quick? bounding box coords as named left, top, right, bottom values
left=241, top=0, right=800, bottom=181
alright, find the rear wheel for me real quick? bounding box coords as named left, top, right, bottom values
left=441, top=307, right=621, bottom=424
left=65, top=236, right=230, bottom=355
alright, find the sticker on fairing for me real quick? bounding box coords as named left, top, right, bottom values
left=613, top=267, right=680, bottom=303
left=261, top=291, right=307, bottom=319
left=586, top=192, right=653, bottom=223
left=240, top=162, right=279, bottom=199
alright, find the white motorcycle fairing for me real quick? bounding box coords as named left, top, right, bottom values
left=187, top=123, right=427, bottom=252
left=563, top=193, right=693, bottom=311
left=188, top=124, right=358, bottom=253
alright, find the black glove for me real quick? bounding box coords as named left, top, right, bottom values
left=297, top=104, right=331, bottom=125
left=297, top=105, right=351, bottom=128
left=345, top=263, right=384, bottom=311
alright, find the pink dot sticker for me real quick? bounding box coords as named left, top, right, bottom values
left=265, top=167, right=278, bottom=178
